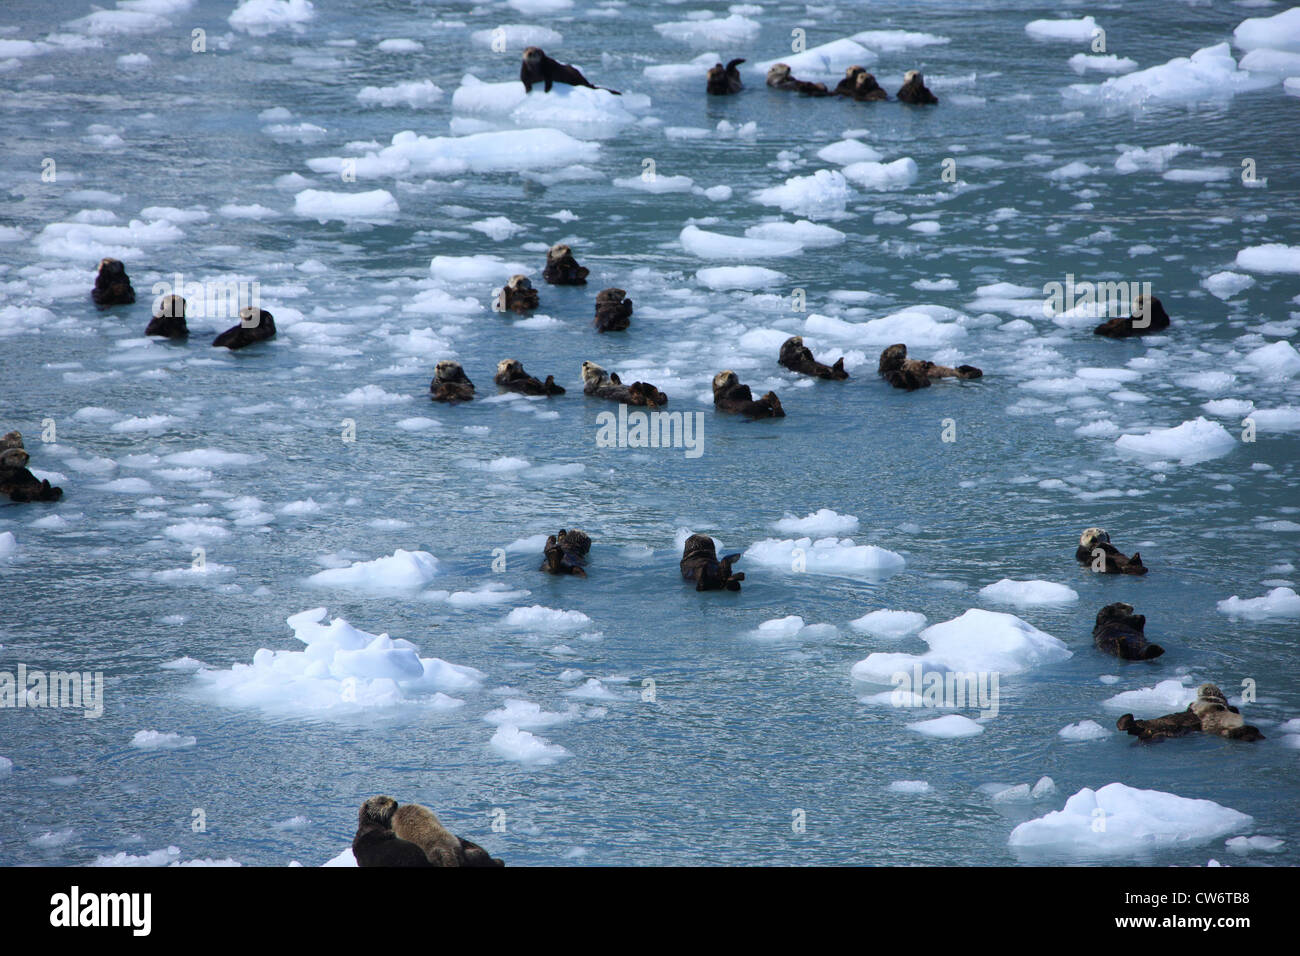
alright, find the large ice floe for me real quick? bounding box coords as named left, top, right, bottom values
left=450, top=75, right=647, bottom=138
left=307, top=128, right=599, bottom=180
left=192, top=608, right=483, bottom=715
left=1216, top=586, right=1300, bottom=620
left=306, top=549, right=438, bottom=592
left=753, top=38, right=876, bottom=76
left=851, top=609, right=1071, bottom=684
left=744, top=536, right=906, bottom=580
left=1063, top=43, right=1274, bottom=108
left=1009, top=783, right=1253, bottom=860
left=1114, top=417, right=1236, bottom=466
left=802, top=306, right=967, bottom=350
left=1102, top=679, right=1195, bottom=716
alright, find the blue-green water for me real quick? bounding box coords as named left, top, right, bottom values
left=0, top=0, right=1297, bottom=866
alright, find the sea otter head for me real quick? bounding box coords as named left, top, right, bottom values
left=681, top=533, right=717, bottom=560
left=506, top=274, right=532, bottom=291
left=522, top=46, right=543, bottom=68
left=0, top=431, right=23, bottom=451
left=0, top=447, right=30, bottom=470
left=878, top=343, right=908, bottom=375
left=359, top=795, right=399, bottom=828
left=1197, top=683, right=1227, bottom=705
left=435, top=360, right=468, bottom=383
left=856, top=72, right=883, bottom=92
left=1079, top=527, right=1110, bottom=549
left=844, top=65, right=866, bottom=80
left=581, top=360, right=612, bottom=389
left=596, top=287, right=626, bottom=303
left=707, top=63, right=725, bottom=82
left=155, top=294, right=185, bottom=319
left=238, top=306, right=270, bottom=329
left=903, top=70, right=922, bottom=86
left=547, top=242, right=571, bottom=263
left=766, top=63, right=791, bottom=84
left=497, top=358, right=524, bottom=377
left=96, top=257, right=126, bottom=281
left=712, top=369, right=739, bottom=396
left=1095, top=602, right=1141, bottom=631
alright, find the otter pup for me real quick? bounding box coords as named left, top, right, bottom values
left=495, top=358, right=564, bottom=396
left=145, top=294, right=188, bottom=338
left=897, top=69, right=938, bottom=105
left=706, top=58, right=745, bottom=95
left=521, top=46, right=620, bottom=95
left=1093, top=603, right=1165, bottom=660
left=541, top=528, right=591, bottom=577
left=213, top=307, right=275, bottom=350
left=91, top=257, right=135, bottom=309
left=1117, top=684, right=1264, bottom=743
left=581, top=360, right=667, bottom=408
left=1093, top=294, right=1171, bottom=339
left=765, top=63, right=831, bottom=96
left=680, top=533, right=744, bottom=591
left=779, top=336, right=847, bottom=380
left=542, top=243, right=589, bottom=286
left=877, top=343, right=982, bottom=391
left=0, top=432, right=62, bottom=503
left=1075, top=528, right=1147, bottom=576
left=494, top=275, right=539, bottom=314
left=712, top=370, right=785, bottom=418
left=431, top=360, right=475, bottom=402
left=834, top=65, right=865, bottom=96
left=352, top=796, right=433, bottom=868
left=593, top=288, right=632, bottom=332
left=853, top=71, right=888, bottom=101
left=391, top=802, right=504, bottom=867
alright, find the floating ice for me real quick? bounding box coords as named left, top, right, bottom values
left=816, top=140, right=883, bottom=166
left=840, top=158, right=917, bottom=192
left=850, top=30, right=950, bottom=52
left=752, top=169, right=850, bottom=219
left=1249, top=407, right=1300, bottom=432
left=452, top=75, right=641, bottom=137
left=1059, top=720, right=1109, bottom=741
left=908, top=714, right=984, bottom=738
left=1025, top=16, right=1101, bottom=43
left=357, top=80, right=443, bottom=108
left=504, top=605, right=592, bottom=632
left=1233, top=7, right=1300, bottom=53
left=1225, top=835, right=1285, bottom=854
left=36, top=218, right=183, bottom=260
left=1235, top=243, right=1300, bottom=274
left=130, top=730, right=196, bottom=750
left=306, top=549, right=438, bottom=591
left=851, top=609, right=1071, bottom=683
left=744, top=536, right=906, bottom=579
left=680, top=225, right=801, bottom=259
left=744, top=220, right=845, bottom=248
left=748, top=616, right=837, bottom=642
left=1065, top=43, right=1272, bottom=107
left=1069, top=54, right=1136, bottom=75
left=696, top=266, right=785, bottom=290
left=228, top=0, right=315, bottom=36
left=1009, top=783, right=1252, bottom=859
left=1202, top=271, right=1255, bottom=299
left=804, top=306, right=967, bottom=349
left=753, top=38, right=876, bottom=76
left=1241, top=341, right=1300, bottom=379
left=978, top=579, right=1079, bottom=607
left=0, top=532, right=15, bottom=559
left=1216, top=586, right=1300, bottom=620
left=483, top=699, right=577, bottom=729
left=773, top=509, right=859, bottom=537
left=654, top=14, right=760, bottom=49
left=1102, top=679, right=1194, bottom=716
left=293, top=189, right=398, bottom=224
left=1115, top=417, right=1235, bottom=465
left=469, top=24, right=562, bottom=51
left=849, top=609, right=927, bottom=639
left=489, top=725, right=570, bottom=765
left=888, top=780, right=933, bottom=794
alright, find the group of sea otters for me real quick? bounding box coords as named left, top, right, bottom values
left=9, top=47, right=1253, bottom=868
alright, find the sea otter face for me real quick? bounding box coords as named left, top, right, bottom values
left=1, top=431, right=23, bottom=451
left=1197, top=683, right=1226, bottom=703
left=156, top=294, right=185, bottom=318
left=522, top=47, right=543, bottom=68
left=712, top=369, right=739, bottom=395
left=878, top=343, right=908, bottom=373
left=435, top=360, right=467, bottom=383
left=547, top=243, right=571, bottom=262
left=238, top=306, right=264, bottom=328
left=1079, top=527, right=1109, bottom=549
left=904, top=70, right=921, bottom=85
left=708, top=64, right=724, bottom=81
left=506, top=274, right=532, bottom=291
left=0, top=447, right=30, bottom=470
left=581, top=360, right=609, bottom=389
left=497, top=358, right=523, bottom=377
left=767, top=63, right=791, bottom=83
left=97, top=258, right=125, bottom=279
left=857, top=72, right=881, bottom=90
left=359, top=795, right=399, bottom=828
left=844, top=65, right=865, bottom=79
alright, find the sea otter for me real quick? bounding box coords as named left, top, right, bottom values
left=712, top=370, right=785, bottom=418
left=494, top=275, right=539, bottom=314
left=593, top=288, right=632, bottom=332
left=680, top=533, right=744, bottom=591
left=834, top=65, right=865, bottom=96
left=706, top=58, right=745, bottom=95
left=391, top=802, right=504, bottom=867
left=431, top=360, right=475, bottom=402
left=1093, top=294, right=1171, bottom=339
left=765, top=63, right=831, bottom=96
left=1092, top=602, right=1164, bottom=660
left=520, top=47, right=620, bottom=95
left=212, top=307, right=275, bottom=350
left=1117, top=684, right=1264, bottom=743
left=779, top=336, right=847, bottom=380
left=0, top=432, right=62, bottom=503
left=495, top=358, right=564, bottom=396
left=877, top=343, right=982, bottom=391
left=145, top=294, right=188, bottom=338
left=1075, top=527, right=1147, bottom=575
left=91, top=258, right=135, bottom=309
left=897, top=69, right=938, bottom=105
left=581, top=360, right=667, bottom=407
left=351, top=796, right=433, bottom=868
left=853, top=71, right=888, bottom=101
left=541, top=528, right=591, bottom=577
left=542, top=243, right=589, bottom=286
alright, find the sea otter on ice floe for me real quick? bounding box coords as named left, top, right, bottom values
left=390, top=801, right=504, bottom=867
left=779, top=336, right=847, bottom=380
left=712, top=370, right=785, bottom=418
left=520, top=47, right=620, bottom=95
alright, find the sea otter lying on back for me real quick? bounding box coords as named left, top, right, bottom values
left=521, top=47, right=620, bottom=95
left=543, top=243, right=589, bottom=286
left=581, top=361, right=667, bottom=408
left=707, top=58, right=745, bottom=95
left=593, top=288, right=632, bottom=332
left=1075, top=527, right=1147, bottom=575
left=680, top=533, right=744, bottom=591
left=495, top=358, right=564, bottom=396
left=1093, top=294, right=1170, bottom=338
left=897, top=70, right=938, bottom=105
left=431, top=360, right=475, bottom=402
left=877, top=344, right=982, bottom=390
left=494, top=275, right=539, bottom=314
left=92, top=258, right=135, bottom=309
left=779, top=336, right=847, bottom=380
left=541, top=528, right=591, bottom=577
left=766, top=63, right=831, bottom=96
left=834, top=65, right=865, bottom=96
left=353, top=796, right=504, bottom=867
left=0, top=431, right=62, bottom=503
left=1092, top=602, right=1165, bottom=660
left=712, top=370, right=784, bottom=418
left=213, top=307, right=276, bottom=350
left=1117, top=684, right=1264, bottom=742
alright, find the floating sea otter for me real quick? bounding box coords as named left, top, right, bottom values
left=542, top=243, right=589, bottom=286
left=779, top=336, right=847, bottom=380
left=680, top=533, right=744, bottom=591
left=391, top=801, right=504, bottom=867
left=581, top=360, right=667, bottom=407
left=853, top=71, right=888, bottom=101
left=834, top=65, right=865, bottom=96
left=92, top=258, right=135, bottom=309
left=1075, top=527, right=1147, bottom=575
left=897, top=69, right=938, bottom=105
left=494, top=275, right=539, bottom=314
left=540, top=528, right=591, bottom=577
left=520, top=47, right=620, bottom=95
left=495, top=358, right=564, bottom=396
left=1117, top=684, right=1264, bottom=743
left=145, top=294, right=187, bottom=338
left=430, top=360, right=475, bottom=402
left=0, top=431, right=62, bottom=503
left=712, top=370, right=785, bottom=418
left=1093, top=294, right=1171, bottom=339
left=706, top=58, right=745, bottom=95
left=766, top=63, right=831, bottom=96
left=593, top=288, right=632, bottom=332
left=213, top=307, right=275, bottom=350
left=1092, top=603, right=1165, bottom=660
left=877, top=343, right=982, bottom=390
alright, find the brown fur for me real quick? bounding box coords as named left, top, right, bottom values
left=1093, top=602, right=1164, bottom=660
left=352, top=796, right=432, bottom=868
left=1118, top=684, right=1263, bottom=743
left=0, top=432, right=62, bottom=503
left=1093, top=295, right=1170, bottom=339
left=779, top=336, right=847, bottom=380
left=581, top=360, right=667, bottom=407
left=495, top=358, right=564, bottom=396
left=834, top=65, right=865, bottom=96
left=1075, top=527, right=1147, bottom=575
left=680, top=533, right=744, bottom=591
left=897, top=69, right=938, bottom=105
left=765, top=63, right=831, bottom=96
left=541, top=528, right=590, bottom=577
left=712, top=370, right=784, bottom=418
left=145, top=294, right=188, bottom=338
left=878, top=343, right=981, bottom=391
left=213, top=307, right=275, bottom=350
left=542, top=242, right=589, bottom=286
left=431, top=360, right=475, bottom=402
left=852, top=72, right=888, bottom=101
left=494, top=275, right=539, bottom=314
left=593, top=288, right=632, bottom=332
left=392, top=803, right=504, bottom=867
left=521, top=47, right=619, bottom=95
left=92, top=257, right=135, bottom=309
left=707, top=58, right=745, bottom=95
